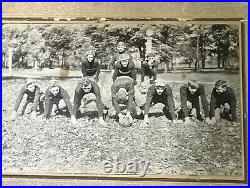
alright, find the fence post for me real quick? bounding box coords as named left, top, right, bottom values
left=8, top=48, right=13, bottom=76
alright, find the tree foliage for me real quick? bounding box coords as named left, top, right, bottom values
left=2, top=23, right=239, bottom=70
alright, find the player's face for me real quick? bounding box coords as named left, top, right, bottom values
left=121, top=59, right=129, bottom=67
left=155, top=86, right=165, bottom=95
left=148, top=57, right=154, bottom=62
left=86, top=54, right=94, bottom=62
left=27, top=84, right=35, bottom=92
left=50, top=86, right=60, bottom=96
left=117, top=45, right=125, bottom=53
left=216, top=85, right=226, bottom=94
left=188, top=86, right=197, bottom=94
left=82, top=83, right=92, bottom=93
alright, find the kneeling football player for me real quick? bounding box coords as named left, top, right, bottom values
left=10, top=79, right=44, bottom=120
left=111, top=76, right=137, bottom=127
left=143, top=79, right=178, bottom=125
left=179, top=80, right=211, bottom=124
left=71, top=77, right=107, bottom=125
left=210, top=80, right=237, bottom=125
left=43, top=80, right=74, bottom=120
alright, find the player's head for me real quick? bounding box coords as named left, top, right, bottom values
left=116, top=41, right=126, bottom=53
left=215, top=80, right=227, bottom=94
left=154, top=79, right=166, bottom=95
left=146, top=53, right=155, bottom=62
left=119, top=54, right=130, bottom=67
left=80, top=77, right=92, bottom=93
left=25, top=79, right=36, bottom=92
left=187, top=80, right=199, bottom=94
left=49, top=80, right=60, bottom=96
left=85, top=50, right=95, bottom=62
left=117, top=88, right=128, bottom=103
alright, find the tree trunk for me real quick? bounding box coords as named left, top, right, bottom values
left=217, top=53, right=221, bottom=68
left=201, top=58, right=206, bottom=69
left=196, top=34, right=200, bottom=70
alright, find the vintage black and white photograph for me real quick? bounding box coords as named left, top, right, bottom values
left=2, top=21, right=244, bottom=180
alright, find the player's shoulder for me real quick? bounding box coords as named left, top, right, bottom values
left=197, top=83, right=205, bottom=90
left=198, top=83, right=204, bottom=87
left=165, top=84, right=173, bottom=92
left=91, top=79, right=99, bottom=87
left=154, top=60, right=160, bottom=65
left=148, top=84, right=156, bottom=92
left=81, top=57, right=88, bottom=63
left=94, top=59, right=100, bottom=65
left=226, top=86, right=235, bottom=93
left=142, top=60, right=148, bottom=65
left=180, top=84, right=188, bottom=90
left=35, top=85, right=41, bottom=91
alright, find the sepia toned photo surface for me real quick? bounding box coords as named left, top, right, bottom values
left=2, top=21, right=245, bottom=182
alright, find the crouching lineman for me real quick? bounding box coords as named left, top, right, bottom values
left=111, top=76, right=137, bottom=127
left=112, top=53, right=136, bottom=83
left=141, top=53, right=159, bottom=84
left=71, top=77, right=107, bottom=125
left=210, top=80, right=237, bottom=125
left=43, top=80, right=74, bottom=120
left=10, top=79, right=44, bottom=120
left=143, top=79, right=178, bottom=125
left=81, top=50, right=100, bottom=82
left=179, top=80, right=211, bottom=124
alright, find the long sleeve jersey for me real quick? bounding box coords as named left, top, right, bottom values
left=112, top=61, right=136, bottom=83
left=210, top=87, right=237, bottom=121
left=81, top=57, right=100, bottom=79
left=73, top=80, right=104, bottom=117
left=141, top=60, right=158, bottom=83
left=44, top=86, right=73, bottom=118
left=14, top=85, right=41, bottom=112
left=110, top=52, right=134, bottom=70
left=111, top=77, right=135, bottom=114
left=144, top=84, right=176, bottom=119
left=180, top=84, right=209, bottom=118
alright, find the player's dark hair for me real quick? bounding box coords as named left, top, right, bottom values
left=116, top=40, right=125, bottom=46
left=215, top=80, right=227, bottom=88
left=188, top=80, right=199, bottom=89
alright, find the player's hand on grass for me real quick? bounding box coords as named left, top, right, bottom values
left=210, top=117, right=216, bottom=125
left=71, top=115, right=77, bottom=125
left=30, top=111, right=37, bottom=119
left=118, top=113, right=123, bottom=124
left=143, top=115, right=149, bottom=125
left=41, top=114, right=48, bottom=121
left=126, top=111, right=133, bottom=124
left=10, top=111, right=18, bottom=121
left=173, top=119, right=182, bottom=124
left=184, top=117, right=191, bottom=124
left=99, top=117, right=107, bottom=126
left=205, top=117, right=212, bottom=125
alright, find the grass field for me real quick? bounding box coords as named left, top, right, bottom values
left=2, top=72, right=243, bottom=177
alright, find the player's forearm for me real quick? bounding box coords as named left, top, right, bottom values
left=168, top=98, right=176, bottom=120
left=231, top=102, right=237, bottom=121
left=96, top=99, right=104, bottom=117
left=44, top=99, right=51, bottom=118
left=127, top=95, right=134, bottom=112
left=201, top=99, right=209, bottom=117
left=64, top=97, right=73, bottom=116
left=112, top=98, right=121, bottom=114
left=13, top=90, right=25, bottom=111
left=32, top=93, right=41, bottom=112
